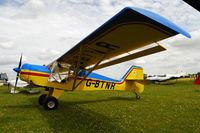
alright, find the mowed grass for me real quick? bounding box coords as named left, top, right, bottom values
left=0, top=78, right=200, bottom=133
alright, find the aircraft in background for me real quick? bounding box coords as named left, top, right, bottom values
left=13, top=7, right=190, bottom=110
left=8, top=79, right=28, bottom=94
left=8, top=79, right=28, bottom=88
left=147, top=73, right=186, bottom=83
left=8, top=79, right=39, bottom=94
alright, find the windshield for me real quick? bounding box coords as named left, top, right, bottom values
left=48, top=61, right=75, bottom=83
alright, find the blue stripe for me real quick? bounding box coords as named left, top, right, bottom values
left=21, top=64, right=51, bottom=73
left=129, top=7, right=191, bottom=38
left=78, top=65, right=141, bottom=82
left=83, top=72, right=119, bottom=82
left=120, top=65, right=142, bottom=80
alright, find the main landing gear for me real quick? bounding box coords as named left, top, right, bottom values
left=38, top=94, right=58, bottom=110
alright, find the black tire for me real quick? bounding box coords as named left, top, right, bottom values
left=136, top=95, right=140, bottom=99
left=43, top=96, right=58, bottom=110
left=38, top=94, right=47, bottom=105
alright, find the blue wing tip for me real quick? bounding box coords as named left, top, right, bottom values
left=124, top=7, right=191, bottom=39
left=184, top=33, right=192, bottom=38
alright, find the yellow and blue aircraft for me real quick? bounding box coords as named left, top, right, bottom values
left=13, top=7, right=191, bottom=110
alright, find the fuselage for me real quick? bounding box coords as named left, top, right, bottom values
left=13, top=63, right=144, bottom=93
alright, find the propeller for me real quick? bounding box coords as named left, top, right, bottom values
left=13, top=54, right=22, bottom=93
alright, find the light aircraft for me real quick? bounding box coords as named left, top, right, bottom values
left=8, top=79, right=40, bottom=94
left=0, top=73, right=8, bottom=86
left=147, top=73, right=185, bottom=83
left=8, top=79, right=28, bottom=88
left=13, top=7, right=191, bottom=110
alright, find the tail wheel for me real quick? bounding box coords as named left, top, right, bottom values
left=43, top=96, right=58, bottom=110
left=38, top=94, right=47, bottom=105
left=136, top=95, right=140, bottom=99
left=135, top=92, right=140, bottom=99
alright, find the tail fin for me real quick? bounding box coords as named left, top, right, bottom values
left=122, top=65, right=144, bottom=94
left=121, top=65, right=143, bottom=80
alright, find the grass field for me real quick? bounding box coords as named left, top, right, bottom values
left=0, top=78, right=200, bottom=133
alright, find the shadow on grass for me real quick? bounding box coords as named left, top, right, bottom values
left=1, top=95, right=135, bottom=132
left=31, top=97, right=132, bottom=133
left=1, top=89, right=40, bottom=95
left=19, top=90, right=40, bottom=95
left=155, top=82, right=177, bottom=85
left=195, top=89, right=200, bottom=92
left=1, top=104, right=38, bottom=109
left=57, top=97, right=137, bottom=105
left=1, top=96, right=136, bottom=109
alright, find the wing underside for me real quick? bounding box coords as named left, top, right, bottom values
left=50, top=7, right=190, bottom=69
left=47, top=7, right=190, bottom=82
left=46, top=7, right=191, bottom=89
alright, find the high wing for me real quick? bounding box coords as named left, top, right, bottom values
left=48, top=7, right=191, bottom=72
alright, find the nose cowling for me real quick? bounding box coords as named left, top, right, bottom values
left=13, top=67, right=21, bottom=73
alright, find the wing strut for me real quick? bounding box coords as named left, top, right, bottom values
left=72, top=54, right=106, bottom=91
left=72, top=46, right=83, bottom=91
left=94, top=44, right=166, bottom=70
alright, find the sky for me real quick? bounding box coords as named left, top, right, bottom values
left=0, top=0, right=200, bottom=80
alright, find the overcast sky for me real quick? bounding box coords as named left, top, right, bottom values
left=0, top=0, right=200, bottom=80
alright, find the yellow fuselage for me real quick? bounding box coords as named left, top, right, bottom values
left=20, top=66, right=144, bottom=98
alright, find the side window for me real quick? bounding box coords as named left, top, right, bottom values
left=48, top=62, right=75, bottom=83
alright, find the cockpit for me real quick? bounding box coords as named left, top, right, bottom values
left=47, top=61, right=77, bottom=83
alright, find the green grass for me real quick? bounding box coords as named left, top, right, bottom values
left=0, top=79, right=200, bottom=133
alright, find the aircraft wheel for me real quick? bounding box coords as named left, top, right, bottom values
left=136, top=95, right=140, bottom=99
left=38, top=94, right=47, bottom=105
left=43, top=96, right=58, bottom=110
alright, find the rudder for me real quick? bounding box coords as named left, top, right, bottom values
left=122, top=65, right=144, bottom=94
left=122, top=65, right=143, bottom=80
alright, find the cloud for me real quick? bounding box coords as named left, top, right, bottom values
left=0, top=0, right=199, bottom=79
left=21, top=0, right=44, bottom=17
left=0, top=55, right=19, bottom=65
left=134, top=59, right=146, bottom=65
left=38, top=49, right=61, bottom=61
left=0, top=41, right=15, bottom=49
left=169, top=30, right=200, bottom=50
left=22, top=0, right=44, bottom=10
left=9, top=0, right=45, bottom=19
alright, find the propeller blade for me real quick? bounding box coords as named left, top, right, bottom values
left=18, top=54, right=22, bottom=69
left=14, top=75, right=19, bottom=93
left=13, top=54, right=22, bottom=94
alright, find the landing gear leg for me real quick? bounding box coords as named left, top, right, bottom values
left=38, top=88, right=63, bottom=110
left=135, top=92, right=140, bottom=99
left=38, top=87, right=52, bottom=106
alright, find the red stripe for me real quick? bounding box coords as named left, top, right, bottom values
left=20, top=71, right=50, bottom=77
